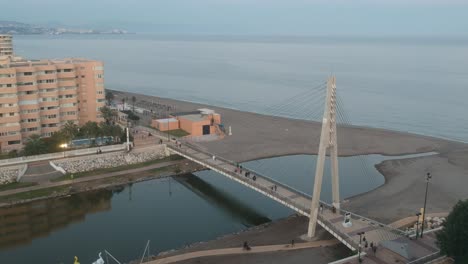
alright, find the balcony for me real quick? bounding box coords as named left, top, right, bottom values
left=0, top=87, right=18, bottom=94
left=0, top=116, right=20, bottom=124
left=17, top=84, right=38, bottom=92
left=37, top=82, right=59, bottom=90
left=0, top=77, right=16, bottom=85
left=0, top=106, right=19, bottom=114
left=57, top=72, right=76, bottom=79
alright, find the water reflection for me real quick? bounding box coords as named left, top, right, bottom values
left=175, top=174, right=271, bottom=226
left=0, top=190, right=114, bottom=250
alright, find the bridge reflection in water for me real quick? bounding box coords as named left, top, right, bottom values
left=175, top=174, right=271, bottom=227
left=0, top=190, right=114, bottom=250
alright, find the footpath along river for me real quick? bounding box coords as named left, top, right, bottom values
left=0, top=152, right=435, bottom=263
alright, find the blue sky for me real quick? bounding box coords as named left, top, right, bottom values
left=3, top=0, right=468, bottom=35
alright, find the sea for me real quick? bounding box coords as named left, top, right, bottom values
left=12, top=34, right=468, bottom=142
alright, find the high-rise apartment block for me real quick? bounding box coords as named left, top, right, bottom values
left=0, top=35, right=105, bottom=153
left=0, top=35, right=13, bottom=56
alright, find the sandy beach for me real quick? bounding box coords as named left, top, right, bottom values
left=113, top=90, right=468, bottom=223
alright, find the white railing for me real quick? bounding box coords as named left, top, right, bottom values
left=16, top=164, right=28, bottom=182
left=49, top=161, right=66, bottom=175
left=0, top=144, right=128, bottom=167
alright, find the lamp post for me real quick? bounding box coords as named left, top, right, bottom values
left=420, top=172, right=432, bottom=238
left=357, top=231, right=365, bottom=263
left=59, top=143, right=68, bottom=158
left=415, top=212, right=421, bottom=239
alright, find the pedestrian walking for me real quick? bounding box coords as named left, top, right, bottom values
left=252, top=175, right=256, bottom=181
left=370, top=242, right=374, bottom=249
left=291, top=239, right=295, bottom=247
left=373, top=245, right=377, bottom=255
left=365, top=241, right=368, bottom=248
left=319, top=204, right=323, bottom=214
left=274, top=185, right=277, bottom=191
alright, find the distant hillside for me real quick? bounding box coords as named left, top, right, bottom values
left=0, top=21, right=130, bottom=35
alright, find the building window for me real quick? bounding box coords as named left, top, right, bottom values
left=8, top=140, right=21, bottom=145
left=96, top=74, right=103, bottom=79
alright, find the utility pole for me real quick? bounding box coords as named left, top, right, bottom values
left=358, top=232, right=365, bottom=263
left=307, top=76, right=340, bottom=238
left=420, top=172, right=432, bottom=238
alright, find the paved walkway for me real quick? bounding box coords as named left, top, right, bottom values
left=21, top=161, right=63, bottom=182
left=0, top=160, right=181, bottom=198
left=147, top=240, right=340, bottom=264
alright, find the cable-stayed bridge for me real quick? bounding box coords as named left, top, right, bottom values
left=163, top=77, right=442, bottom=263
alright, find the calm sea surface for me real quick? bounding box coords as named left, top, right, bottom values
left=12, top=34, right=468, bottom=142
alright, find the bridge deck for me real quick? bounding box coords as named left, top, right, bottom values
left=167, top=143, right=440, bottom=262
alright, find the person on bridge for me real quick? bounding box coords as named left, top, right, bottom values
left=274, top=185, right=277, bottom=191
left=252, top=175, right=256, bottom=181
left=320, top=204, right=324, bottom=213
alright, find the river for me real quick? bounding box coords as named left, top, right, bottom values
left=0, top=152, right=435, bottom=263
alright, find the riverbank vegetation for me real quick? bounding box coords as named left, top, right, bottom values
left=437, top=199, right=468, bottom=263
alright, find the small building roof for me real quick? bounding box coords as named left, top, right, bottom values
left=156, top=118, right=178, bottom=123
left=171, top=111, right=201, bottom=117
left=198, top=108, right=215, bottom=115
left=178, top=114, right=206, bottom=122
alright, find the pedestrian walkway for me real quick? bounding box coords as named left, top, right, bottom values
left=20, top=161, right=63, bottom=182
left=147, top=239, right=339, bottom=264
left=167, top=142, right=442, bottom=264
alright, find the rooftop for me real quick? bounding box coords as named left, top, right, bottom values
left=178, top=114, right=207, bottom=122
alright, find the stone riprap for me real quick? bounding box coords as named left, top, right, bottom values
left=0, top=165, right=23, bottom=184
left=53, top=146, right=168, bottom=173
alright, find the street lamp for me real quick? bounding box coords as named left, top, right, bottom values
left=420, top=172, right=432, bottom=238
left=357, top=231, right=365, bottom=263
left=59, top=143, right=68, bottom=157
left=415, top=212, right=421, bottom=239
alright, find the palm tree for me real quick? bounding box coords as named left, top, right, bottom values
left=62, top=121, right=79, bottom=142
left=132, top=96, right=136, bottom=112
left=81, top=121, right=100, bottom=145
left=105, top=91, right=114, bottom=106
left=100, top=106, right=116, bottom=124
left=23, top=134, right=48, bottom=156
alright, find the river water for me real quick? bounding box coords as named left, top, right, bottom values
left=0, top=153, right=435, bottom=263
left=11, top=34, right=468, bottom=143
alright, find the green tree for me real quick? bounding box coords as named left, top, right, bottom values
left=62, top=121, right=79, bottom=141
left=23, top=134, right=48, bottom=156
left=81, top=121, right=100, bottom=140
left=100, top=106, right=116, bottom=125
left=132, top=96, right=136, bottom=112
left=437, top=199, right=468, bottom=263
left=105, top=90, right=114, bottom=106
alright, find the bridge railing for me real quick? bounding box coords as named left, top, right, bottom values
left=169, top=143, right=406, bottom=239
left=407, top=251, right=441, bottom=264
left=169, top=143, right=361, bottom=248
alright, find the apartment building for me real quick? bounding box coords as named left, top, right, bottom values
left=0, top=35, right=13, bottom=56
left=0, top=35, right=105, bottom=153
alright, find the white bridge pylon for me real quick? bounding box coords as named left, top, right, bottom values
left=307, top=76, right=340, bottom=238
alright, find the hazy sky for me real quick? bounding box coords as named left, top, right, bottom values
left=3, top=0, right=468, bottom=35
